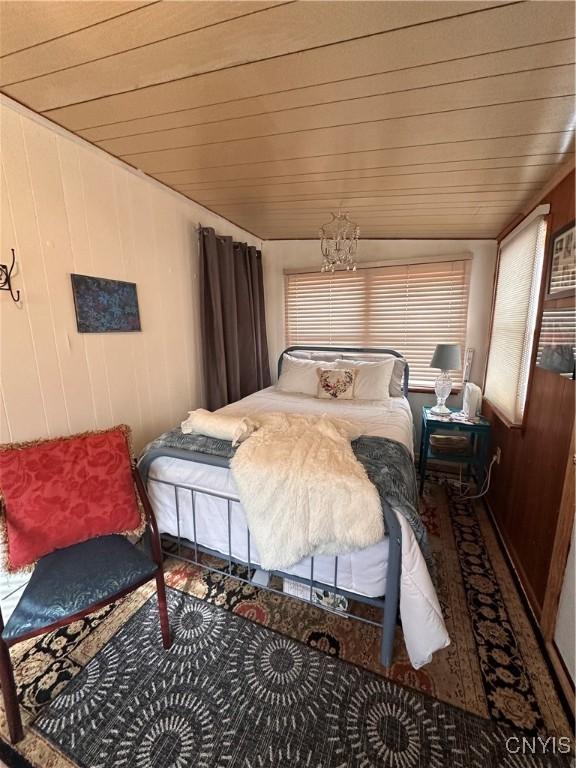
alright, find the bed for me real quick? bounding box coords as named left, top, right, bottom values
left=139, top=347, right=448, bottom=668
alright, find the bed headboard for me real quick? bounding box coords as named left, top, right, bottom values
left=278, top=346, right=409, bottom=397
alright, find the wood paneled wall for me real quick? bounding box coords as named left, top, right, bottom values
left=0, top=98, right=261, bottom=452
left=1, top=1, right=574, bottom=240
left=483, top=169, right=575, bottom=618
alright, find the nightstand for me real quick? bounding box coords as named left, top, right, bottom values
left=419, top=406, right=491, bottom=495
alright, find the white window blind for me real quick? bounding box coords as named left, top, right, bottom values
left=285, top=260, right=470, bottom=387
left=484, top=215, right=548, bottom=424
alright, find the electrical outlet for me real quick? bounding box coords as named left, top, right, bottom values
left=495, top=447, right=501, bottom=464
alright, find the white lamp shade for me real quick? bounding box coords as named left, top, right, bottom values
left=430, top=343, right=462, bottom=371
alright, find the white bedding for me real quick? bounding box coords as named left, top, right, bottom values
left=219, top=387, right=414, bottom=452
left=147, top=387, right=414, bottom=598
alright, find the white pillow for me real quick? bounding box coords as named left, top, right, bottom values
left=317, top=367, right=357, bottom=400
left=277, top=354, right=334, bottom=396
left=288, top=349, right=342, bottom=362
left=338, top=353, right=406, bottom=397
left=335, top=358, right=395, bottom=400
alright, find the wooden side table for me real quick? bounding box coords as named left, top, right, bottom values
left=419, top=406, right=491, bottom=495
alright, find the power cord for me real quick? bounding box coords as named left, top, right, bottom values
left=455, top=453, right=497, bottom=500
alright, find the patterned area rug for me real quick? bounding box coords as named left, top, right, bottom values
left=22, top=589, right=576, bottom=767
left=0, top=478, right=572, bottom=767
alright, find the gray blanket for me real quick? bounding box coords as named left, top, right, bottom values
left=139, top=428, right=431, bottom=567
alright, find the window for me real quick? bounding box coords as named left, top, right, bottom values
left=484, top=209, right=548, bottom=425
left=536, top=308, right=576, bottom=378
left=284, top=259, right=470, bottom=388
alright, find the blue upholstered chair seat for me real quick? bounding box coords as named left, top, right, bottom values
left=2, top=535, right=158, bottom=642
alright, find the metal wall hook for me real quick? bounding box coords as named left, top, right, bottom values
left=0, top=249, right=20, bottom=302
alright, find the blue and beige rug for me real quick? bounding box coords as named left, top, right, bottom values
left=0, top=479, right=572, bottom=767
left=6, top=587, right=573, bottom=768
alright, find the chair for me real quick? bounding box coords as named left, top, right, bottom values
left=0, top=425, right=171, bottom=744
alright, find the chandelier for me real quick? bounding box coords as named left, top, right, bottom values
left=319, top=209, right=360, bottom=272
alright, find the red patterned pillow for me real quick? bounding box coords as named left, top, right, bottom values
left=0, top=425, right=144, bottom=572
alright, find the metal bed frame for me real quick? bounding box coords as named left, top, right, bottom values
left=139, top=346, right=409, bottom=667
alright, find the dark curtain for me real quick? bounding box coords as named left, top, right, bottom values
left=199, top=226, right=271, bottom=410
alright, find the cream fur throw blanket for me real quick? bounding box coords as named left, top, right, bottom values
left=230, top=413, right=383, bottom=571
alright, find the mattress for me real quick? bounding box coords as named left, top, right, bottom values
left=147, top=387, right=414, bottom=598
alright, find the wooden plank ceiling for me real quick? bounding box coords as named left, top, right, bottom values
left=1, top=0, right=574, bottom=239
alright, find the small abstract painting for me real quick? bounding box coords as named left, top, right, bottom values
left=71, top=274, right=141, bottom=333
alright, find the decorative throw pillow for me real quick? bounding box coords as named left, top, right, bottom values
left=0, top=425, right=144, bottom=572
left=317, top=368, right=357, bottom=399
left=277, top=354, right=335, bottom=396
left=335, top=358, right=395, bottom=400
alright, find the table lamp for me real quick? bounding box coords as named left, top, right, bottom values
left=430, top=343, right=462, bottom=415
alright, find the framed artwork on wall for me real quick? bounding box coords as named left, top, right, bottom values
left=546, top=221, right=575, bottom=299
left=71, top=274, right=141, bottom=333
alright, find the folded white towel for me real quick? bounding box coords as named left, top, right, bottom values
left=181, top=408, right=258, bottom=446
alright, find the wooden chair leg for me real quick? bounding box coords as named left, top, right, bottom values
left=0, top=639, right=23, bottom=744
left=155, top=571, right=171, bottom=650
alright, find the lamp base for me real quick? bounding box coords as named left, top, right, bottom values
left=432, top=370, right=453, bottom=417
left=430, top=404, right=451, bottom=415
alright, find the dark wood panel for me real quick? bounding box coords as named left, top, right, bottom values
left=510, top=368, right=574, bottom=608
left=542, top=426, right=575, bottom=642
left=483, top=400, right=519, bottom=532
left=545, top=169, right=576, bottom=248
left=483, top=167, right=575, bottom=618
